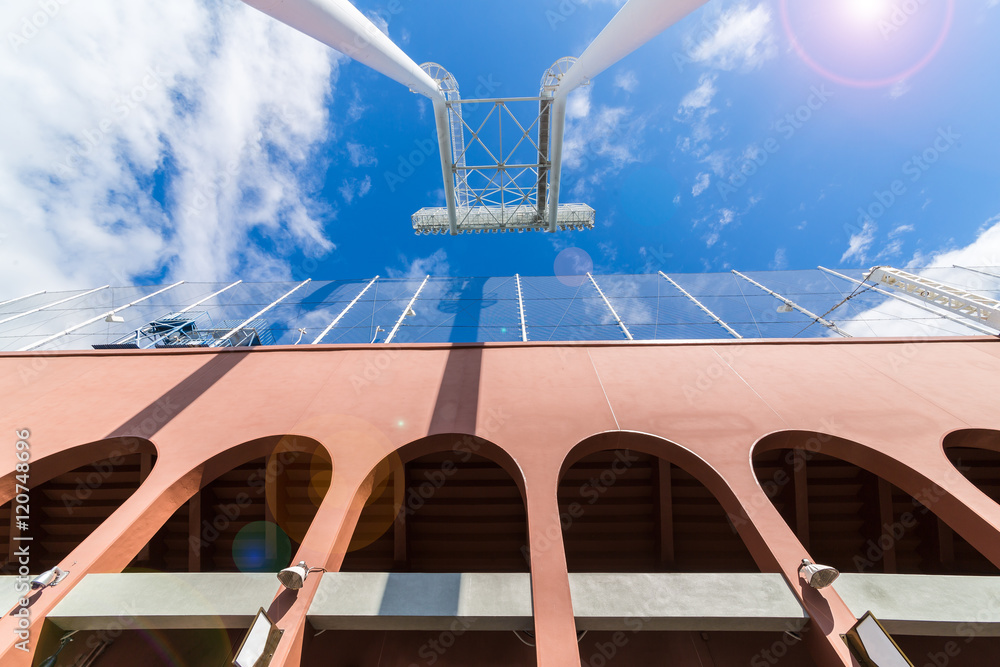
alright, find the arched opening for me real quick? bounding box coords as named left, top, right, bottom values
left=558, top=434, right=812, bottom=667
left=341, top=434, right=528, bottom=573
left=36, top=435, right=333, bottom=667
left=307, top=435, right=534, bottom=667
left=753, top=433, right=998, bottom=575
left=559, top=434, right=756, bottom=573
left=130, top=434, right=332, bottom=573
left=944, top=429, right=1000, bottom=505
left=0, top=437, right=156, bottom=574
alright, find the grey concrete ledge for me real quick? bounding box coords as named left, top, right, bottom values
left=48, top=572, right=280, bottom=630
left=835, top=573, right=1000, bottom=637
left=308, top=573, right=533, bottom=631
left=569, top=573, right=809, bottom=632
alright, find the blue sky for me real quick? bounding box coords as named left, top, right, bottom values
left=2, top=0, right=1000, bottom=293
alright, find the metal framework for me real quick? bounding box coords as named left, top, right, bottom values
left=312, top=275, right=380, bottom=344
left=588, top=273, right=633, bottom=341
left=19, top=282, right=184, bottom=352
left=866, top=266, right=1000, bottom=331
left=384, top=276, right=429, bottom=344
left=659, top=272, right=741, bottom=339
left=243, top=0, right=706, bottom=236
left=819, top=267, right=997, bottom=336
left=732, top=270, right=851, bottom=338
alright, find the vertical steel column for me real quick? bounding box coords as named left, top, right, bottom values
left=547, top=0, right=709, bottom=231
left=659, top=271, right=741, bottom=339
left=178, top=281, right=243, bottom=314
left=819, top=267, right=997, bottom=336
left=0, top=285, right=110, bottom=327
left=587, top=273, right=633, bottom=341
left=311, top=275, right=380, bottom=344
left=515, top=274, right=528, bottom=342
left=19, top=282, right=185, bottom=351
left=385, top=276, right=429, bottom=344
left=214, top=280, right=312, bottom=347
left=732, top=270, right=851, bottom=338
left=0, top=290, right=46, bottom=309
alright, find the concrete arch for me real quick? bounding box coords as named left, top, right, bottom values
left=0, top=435, right=157, bottom=506
left=751, top=429, right=1000, bottom=572
left=942, top=428, right=1000, bottom=508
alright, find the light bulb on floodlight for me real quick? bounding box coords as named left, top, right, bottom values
left=105, top=314, right=125, bottom=323
left=405, top=307, right=416, bottom=318
left=31, top=566, right=69, bottom=590
left=277, top=561, right=327, bottom=590
left=799, top=558, right=840, bottom=589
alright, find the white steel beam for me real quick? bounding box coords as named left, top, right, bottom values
left=0, top=285, right=110, bottom=327
left=731, top=270, right=851, bottom=338
left=659, top=272, right=742, bottom=339
left=587, top=273, right=633, bottom=341
left=311, top=275, right=380, bottom=344
left=20, top=283, right=184, bottom=352
left=384, top=276, right=429, bottom=344
left=214, top=280, right=311, bottom=347
left=866, top=266, right=1000, bottom=331
left=819, top=267, right=997, bottom=336
left=547, top=0, right=709, bottom=231
left=240, top=0, right=458, bottom=235
left=515, top=274, right=528, bottom=342
left=0, top=290, right=46, bottom=309
left=178, top=281, right=243, bottom=314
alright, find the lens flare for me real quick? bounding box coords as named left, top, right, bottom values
left=780, top=0, right=955, bottom=88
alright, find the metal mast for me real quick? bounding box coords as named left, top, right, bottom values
left=240, top=0, right=458, bottom=234
left=546, top=0, right=709, bottom=231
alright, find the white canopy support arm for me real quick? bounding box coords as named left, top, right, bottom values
left=0, top=285, right=110, bottom=327
left=0, top=290, right=47, bottom=310
left=587, top=272, right=633, bottom=341
left=732, top=270, right=852, bottom=338
left=214, top=279, right=312, bottom=347
left=385, top=275, right=429, bottom=344
left=312, top=275, right=380, bottom=344
left=547, top=0, right=709, bottom=231
left=659, top=272, right=741, bottom=339
left=240, top=0, right=457, bottom=234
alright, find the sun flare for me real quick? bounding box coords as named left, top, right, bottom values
left=845, top=0, right=894, bottom=24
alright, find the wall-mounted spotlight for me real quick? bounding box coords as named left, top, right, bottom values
left=799, top=558, right=839, bottom=589
left=104, top=314, right=125, bottom=323
left=777, top=302, right=794, bottom=313
left=277, top=561, right=326, bottom=590
left=31, top=566, right=69, bottom=590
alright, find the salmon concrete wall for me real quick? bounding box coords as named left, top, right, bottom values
left=1, top=337, right=999, bottom=666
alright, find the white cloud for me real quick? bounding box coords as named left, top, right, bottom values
left=770, top=247, right=788, bottom=270
left=346, top=142, right=377, bottom=167
left=614, top=70, right=638, bottom=94
left=910, top=214, right=1000, bottom=268
left=567, top=87, right=592, bottom=120
left=841, top=221, right=877, bottom=264
left=0, top=0, right=340, bottom=292
left=689, top=3, right=777, bottom=71
left=563, top=87, right=646, bottom=198
left=339, top=175, right=372, bottom=204
left=679, top=75, right=718, bottom=111
left=388, top=249, right=449, bottom=280
left=889, top=224, right=914, bottom=238
left=692, top=173, right=711, bottom=197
